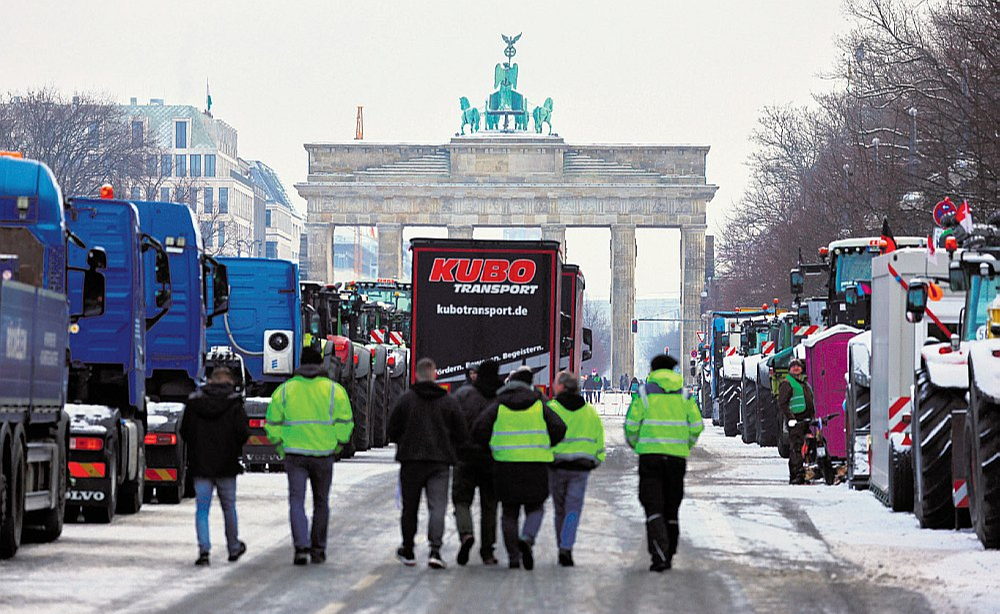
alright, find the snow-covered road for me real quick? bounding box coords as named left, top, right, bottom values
left=1, top=414, right=997, bottom=614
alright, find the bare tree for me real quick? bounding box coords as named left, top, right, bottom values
left=582, top=295, right=612, bottom=377
left=0, top=88, right=163, bottom=197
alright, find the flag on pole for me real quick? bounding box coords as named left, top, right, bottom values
left=956, top=200, right=973, bottom=233
left=206, top=79, right=213, bottom=114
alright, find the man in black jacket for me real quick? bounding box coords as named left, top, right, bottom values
left=387, top=357, right=468, bottom=570
left=473, top=367, right=566, bottom=570
left=180, top=367, right=250, bottom=566
left=451, top=360, right=503, bottom=566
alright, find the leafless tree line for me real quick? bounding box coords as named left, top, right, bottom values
left=718, top=0, right=999, bottom=307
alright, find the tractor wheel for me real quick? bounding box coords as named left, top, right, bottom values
left=0, top=430, right=25, bottom=558
left=756, top=381, right=779, bottom=447
left=968, top=372, right=1000, bottom=549
left=352, top=373, right=372, bottom=452
left=912, top=367, right=964, bottom=529
left=721, top=379, right=740, bottom=438
left=371, top=373, right=389, bottom=448
left=700, top=383, right=712, bottom=419
left=888, top=445, right=914, bottom=513
left=739, top=376, right=758, bottom=445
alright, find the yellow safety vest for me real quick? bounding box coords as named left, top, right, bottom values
left=489, top=401, right=554, bottom=463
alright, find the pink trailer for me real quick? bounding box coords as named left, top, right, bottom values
left=802, top=325, right=861, bottom=459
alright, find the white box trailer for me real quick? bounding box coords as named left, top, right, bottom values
left=870, top=248, right=963, bottom=510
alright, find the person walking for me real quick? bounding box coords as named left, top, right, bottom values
left=388, top=357, right=468, bottom=570
left=180, top=367, right=250, bottom=566
left=777, top=358, right=815, bottom=485
left=548, top=371, right=604, bottom=567
left=266, top=347, right=354, bottom=565
left=625, top=354, right=704, bottom=572
left=593, top=372, right=604, bottom=404
left=473, top=367, right=566, bottom=570
left=452, top=360, right=503, bottom=566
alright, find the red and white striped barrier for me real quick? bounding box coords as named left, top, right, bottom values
left=793, top=325, right=823, bottom=337
left=761, top=341, right=776, bottom=355
left=953, top=479, right=969, bottom=509
left=388, top=331, right=405, bottom=345
left=369, top=329, right=385, bottom=344
left=887, top=396, right=911, bottom=445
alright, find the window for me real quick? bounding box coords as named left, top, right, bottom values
left=219, top=187, right=229, bottom=213
left=266, top=241, right=278, bottom=259
left=161, top=154, right=172, bottom=177
left=189, top=189, right=198, bottom=211
left=217, top=223, right=226, bottom=249
left=131, top=121, right=144, bottom=147
left=175, top=154, right=186, bottom=177
left=205, top=154, right=216, bottom=177
left=265, top=209, right=272, bottom=227
left=145, top=155, right=157, bottom=176
left=190, top=154, right=201, bottom=177
left=130, top=186, right=141, bottom=200
left=160, top=187, right=170, bottom=201
left=203, top=187, right=214, bottom=213
left=175, top=187, right=186, bottom=204
left=200, top=222, right=212, bottom=244
left=175, top=121, right=188, bottom=148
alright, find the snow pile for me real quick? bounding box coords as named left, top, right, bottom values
left=921, top=343, right=969, bottom=389
left=968, top=339, right=1000, bottom=401
left=849, top=331, right=872, bottom=386
left=802, top=323, right=862, bottom=348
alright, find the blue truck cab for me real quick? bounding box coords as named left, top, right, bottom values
left=0, top=154, right=106, bottom=557
left=64, top=195, right=172, bottom=523
left=206, top=257, right=299, bottom=470
left=133, top=200, right=229, bottom=503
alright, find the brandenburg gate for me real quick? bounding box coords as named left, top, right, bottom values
left=295, top=34, right=717, bottom=380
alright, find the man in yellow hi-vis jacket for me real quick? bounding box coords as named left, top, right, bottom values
left=625, top=354, right=703, bottom=572
left=266, top=347, right=353, bottom=566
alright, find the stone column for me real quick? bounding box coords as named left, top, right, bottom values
left=611, top=224, right=636, bottom=383
left=447, top=224, right=474, bottom=239
left=541, top=224, right=567, bottom=258
left=305, top=222, right=333, bottom=283
left=681, top=225, right=707, bottom=385
left=377, top=222, right=403, bottom=279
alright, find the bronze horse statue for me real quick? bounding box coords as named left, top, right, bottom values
left=532, top=98, right=553, bottom=135
left=460, top=97, right=480, bottom=134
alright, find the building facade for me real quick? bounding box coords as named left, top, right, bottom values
left=125, top=99, right=262, bottom=257
left=249, top=160, right=303, bottom=262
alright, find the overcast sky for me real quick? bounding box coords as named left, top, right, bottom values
left=7, top=0, right=851, bottom=298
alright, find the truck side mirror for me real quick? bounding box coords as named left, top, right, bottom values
left=155, top=250, right=170, bottom=284
left=845, top=284, right=858, bottom=305
left=82, top=268, right=106, bottom=317
left=87, top=247, right=107, bottom=271
left=581, top=327, right=593, bottom=362
left=155, top=287, right=172, bottom=309
left=949, top=265, right=966, bottom=292
left=789, top=269, right=805, bottom=296
left=212, top=263, right=230, bottom=314
left=906, top=281, right=928, bottom=323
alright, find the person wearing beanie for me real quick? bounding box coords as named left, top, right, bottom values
left=778, top=358, right=815, bottom=485
left=472, top=367, right=566, bottom=570
left=451, top=360, right=504, bottom=565
left=624, top=353, right=703, bottom=572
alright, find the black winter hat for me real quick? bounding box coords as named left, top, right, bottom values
left=301, top=347, right=323, bottom=365
left=509, top=366, right=534, bottom=385
left=650, top=354, right=678, bottom=371
left=477, top=360, right=500, bottom=383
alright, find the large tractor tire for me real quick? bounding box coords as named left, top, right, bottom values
left=739, top=376, right=758, bottom=445
left=351, top=373, right=372, bottom=452
left=388, top=374, right=407, bottom=423
left=0, top=427, right=25, bottom=559
left=756, top=381, right=780, bottom=447
left=912, top=367, right=964, bottom=529
left=721, top=379, right=740, bottom=438
left=888, top=445, right=914, bottom=513
left=699, top=382, right=712, bottom=419
left=371, top=373, right=389, bottom=448
left=968, top=373, right=1000, bottom=549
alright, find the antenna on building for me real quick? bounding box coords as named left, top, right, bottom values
left=355, top=106, right=364, bottom=140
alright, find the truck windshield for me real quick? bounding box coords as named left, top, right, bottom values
left=965, top=273, right=1000, bottom=340
left=360, top=287, right=411, bottom=312
left=834, top=251, right=875, bottom=292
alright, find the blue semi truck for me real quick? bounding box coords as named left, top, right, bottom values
left=0, top=154, right=106, bottom=557
left=206, top=257, right=300, bottom=469
left=135, top=200, right=229, bottom=503
left=64, top=194, right=173, bottom=523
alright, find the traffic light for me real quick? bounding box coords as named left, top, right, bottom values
left=631, top=319, right=638, bottom=333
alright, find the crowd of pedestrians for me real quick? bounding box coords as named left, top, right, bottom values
left=180, top=349, right=702, bottom=573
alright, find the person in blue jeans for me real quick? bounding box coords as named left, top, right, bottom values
left=547, top=371, right=605, bottom=566
left=180, top=367, right=250, bottom=566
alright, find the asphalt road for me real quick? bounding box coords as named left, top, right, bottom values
left=0, top=416, right=941, bottom=614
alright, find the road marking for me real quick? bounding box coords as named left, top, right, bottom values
left=351, top=573, right=380, bottom=591
left=690, top=499, right=745, bottom=555
left=315, top=602, right=344, bottom=614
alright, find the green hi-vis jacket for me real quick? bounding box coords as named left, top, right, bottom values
left=266, top=368, right=354, bottom=457
left=489, top=400, right=555, bottom=463
left=624, top=369, right=703, bottom=457
left=548, top=398, right=606, bottom=468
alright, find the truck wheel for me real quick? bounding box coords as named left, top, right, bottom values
left=352, top=373, right=372, bottom=452
left=0, top=432, right=25, bottom=558
left=117, top=445, right=145, bottom=514
left=83, top=462, right=117, bottom=524
left=888, top=445, right=914, bottom=513
left=700, top=385, right=712, bottom=419
left=777, top=421, right=790, bottom=459
left=24, top=428, right=68, bottom=543
left=757, top=382, right=779, bottom=447
left=721, top=380, right=739, bottom=437
left=371, top=373, right=389, bottom=448
left=912, top=367, right=963, bottom=529
left=740, top=377, right=758, bottom=445
left=968, top=377, right=1000, bottom=549
left=143, top=486, right=154, bottom=504
left=388, top=374, right=407, bottom=420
